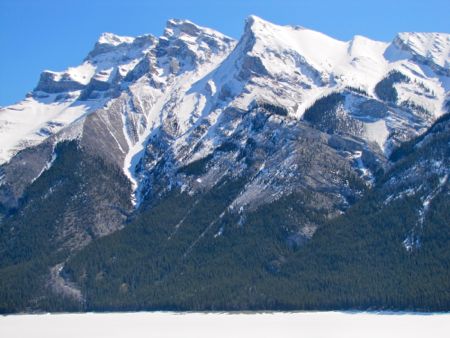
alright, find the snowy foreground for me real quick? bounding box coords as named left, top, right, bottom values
left=1, top=311, right=450, bottom=338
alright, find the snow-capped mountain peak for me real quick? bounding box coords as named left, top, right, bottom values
left=243, top=15, right=346, bottom=66
left=161, top=18, right=235, bottom=60
left=164, top=18, right=222, bottom=39
left=244, top=14, right=274, bottom=33
left=97, top=32, right=134, bottom=46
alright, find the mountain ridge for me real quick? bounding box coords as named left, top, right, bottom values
left=1, top=16, right=448, bottom=165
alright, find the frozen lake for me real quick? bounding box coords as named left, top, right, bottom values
left=1, top=311, right=449, bottom=338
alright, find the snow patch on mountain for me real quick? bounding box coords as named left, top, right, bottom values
left=365, top=119, right=389, bottom=150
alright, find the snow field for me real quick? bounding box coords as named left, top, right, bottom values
left=1, top=311, right=449, bottom=338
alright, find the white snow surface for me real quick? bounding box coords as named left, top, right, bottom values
left=365, top=119, right=390, bottom=149
left=0, top=95, right=100, bottom=164
left=1, top=312, right=449, bottom=338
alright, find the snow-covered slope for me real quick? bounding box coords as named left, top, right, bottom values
left=388, top=32, right=450, bottom=72
left=0, top=16, right=448, bottom=209
left=0, top=96, right=90, bottom=163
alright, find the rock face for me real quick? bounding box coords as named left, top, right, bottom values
left=0, top=16, right=449, bottom=313
left=35, top=71, right=87, bottom=93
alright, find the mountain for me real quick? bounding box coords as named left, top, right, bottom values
left=0, top=16, right=449, bottom=313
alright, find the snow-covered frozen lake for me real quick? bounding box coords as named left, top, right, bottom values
left=1, top=311, right=449, bottom=337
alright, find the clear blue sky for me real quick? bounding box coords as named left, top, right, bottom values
left=1, top=0, right=449, bottom=106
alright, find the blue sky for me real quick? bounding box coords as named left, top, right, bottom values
left=1, top=0, right=449, bottom=106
